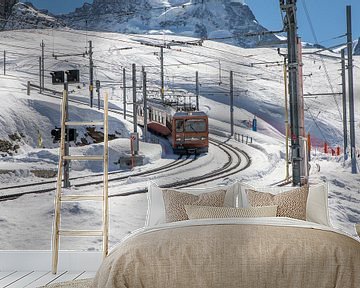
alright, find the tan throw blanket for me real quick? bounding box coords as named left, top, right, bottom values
left=92, top=218, right=360, bottom=288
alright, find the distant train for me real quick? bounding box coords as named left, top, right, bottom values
left=137, top=99, right=209, bottom=154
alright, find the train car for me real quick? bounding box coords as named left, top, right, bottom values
left=172, top=111, right=208, bottom=154
left=137, top=99, right=208, bottom=154
left=137, top=98, right=173, bottom=136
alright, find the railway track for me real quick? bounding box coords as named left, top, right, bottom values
left=0, top=154, right=196, bottom=201
left=109, top=138, right=251, bottom=197
left=0, top=138, right=250, bottom=201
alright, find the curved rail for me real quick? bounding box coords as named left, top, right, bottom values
left=0, top=155, right=197, bottom=201
left=110, top=138, right=251, bottom=197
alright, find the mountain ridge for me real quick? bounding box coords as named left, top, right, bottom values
left=4, top=0, right=278, bottom=48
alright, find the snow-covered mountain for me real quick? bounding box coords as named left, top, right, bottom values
left=58, top=0, right=278, bottom=48
left=3, top=2, right=65, bottom=30
left=1, top=0, right=278, bottom=48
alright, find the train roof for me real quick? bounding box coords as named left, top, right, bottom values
left=146, top=98, right=175, bottom=115
left=173, top=111, right=207, bottom=118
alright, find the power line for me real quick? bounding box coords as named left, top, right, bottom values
left=300, top=0, right=343, bottom=123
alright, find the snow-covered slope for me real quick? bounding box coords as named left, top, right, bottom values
left=0, top=29, right=359, bottom=154
left=0, top=29, right=358, bottom=249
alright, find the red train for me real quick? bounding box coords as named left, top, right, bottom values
left=137, top=99, right=208, bottom=154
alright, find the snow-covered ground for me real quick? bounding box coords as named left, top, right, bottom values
left=0, top=29, right=359, bottom=250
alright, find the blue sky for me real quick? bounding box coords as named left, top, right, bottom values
left=28, top=0, right=359, bottom=47
left=246, top=0, right=360, bottom=47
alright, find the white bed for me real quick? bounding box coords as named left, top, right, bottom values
left=92, top=181, right=360, bottom=288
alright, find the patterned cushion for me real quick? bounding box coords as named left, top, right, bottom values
left=162, top=189, right=226, bottom=223
left=246, top=186, right=309, bottom=220
left=184, top=205, right=278, bottom=219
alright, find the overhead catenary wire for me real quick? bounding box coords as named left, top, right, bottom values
left=300, top=0, right=343, bottom=123
left=0, top=13, right=293, bottom=111
left=0, top=17, right=285, bottom=82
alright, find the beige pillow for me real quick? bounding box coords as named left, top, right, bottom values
left=184, top=205, right=278, bottom=219
left=162, top=189, right=226, bottom=223
left=246, top=186, right=309, bottom=220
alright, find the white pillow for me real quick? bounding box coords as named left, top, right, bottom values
left=237, top=182, right=331, bottom=227
left=306, top=183, right=331, bottom=226
left=146, top=181, right=239, bottom=227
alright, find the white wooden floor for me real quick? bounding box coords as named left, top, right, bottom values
left=0, top=251, right=102, bottom=288
left=0, top=270, right=95, bottom=288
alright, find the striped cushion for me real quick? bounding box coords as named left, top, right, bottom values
left=184, top=205, right=278, bottom=219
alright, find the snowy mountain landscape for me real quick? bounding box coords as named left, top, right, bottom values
left=5, top=0, right=278, bottom=48
left=0, top=1, right=359, bottom=251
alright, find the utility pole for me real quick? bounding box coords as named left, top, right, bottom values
left=132, top=63, right=137, bottom=134
left=230, top=70, right=234, bottom=136
left=346, top=5, right=357, bottom=174
left=123, top=68, right=127, bottom=120
left=63, top=82, right=70, bottom=188
left=195, top=71, right=199, bottom=110
left=279, top=51, right=290, bottom=180
left=143, top=67, right=148, bottom=142
left=39, top=56, right=42, bottom=93
left=3, top=50, right=5, bottom=75
left=218, top=60, right=222, bottom=84
left=160, top=46, right=164, bottom=101
left=341, top=49, right=348, bottom=160
left=297, top=37, right=307, bottom=183
left=41, top=41, right=45, bottom=91
left=89, top=40, right=94, bottom=108
left=281, top=0, right=304, bottom=186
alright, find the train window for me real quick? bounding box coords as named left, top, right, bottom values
left=176, top=120, right=184, bottom=132
left=185, top=119, right=206, bottom=132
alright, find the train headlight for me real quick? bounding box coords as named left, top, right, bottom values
left=200, top=136, right=207, bottom=141
left=176, top=137, right=182, bottom=142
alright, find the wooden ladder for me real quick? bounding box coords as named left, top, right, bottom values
left=51, top=90, right=109, bottom=274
